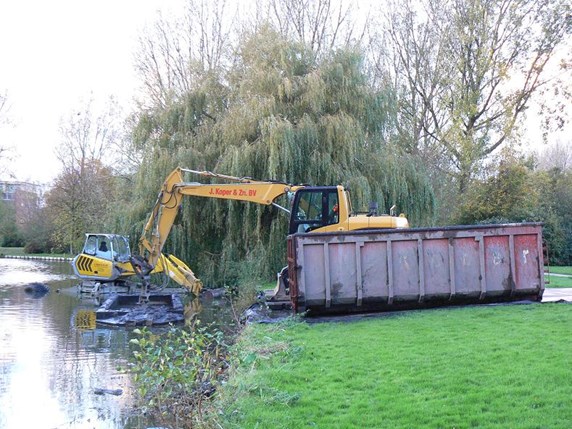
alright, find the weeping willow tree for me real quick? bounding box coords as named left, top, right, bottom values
left=122, top=25, right=435, bottom=287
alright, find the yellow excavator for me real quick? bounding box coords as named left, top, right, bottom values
left=72, top=167, right=409, bottom=296
left=71, top=233, right=197, bottom=293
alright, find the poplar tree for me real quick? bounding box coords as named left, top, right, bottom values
left=380, top=0, right=571, bottom=194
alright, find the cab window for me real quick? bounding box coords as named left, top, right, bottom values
left=290, top=189, right=339, bottom=234
left=96, top=237, right=112, bottom=259
left=294, top=191, right=322, bottom=222
left=83, top=235, right=98, bottom=255
left=112, top=236, right=131, bottom=261
left=326, top=191, right=339, bottom=224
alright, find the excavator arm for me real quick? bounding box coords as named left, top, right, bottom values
left=136, top=167, right=301, bottom=294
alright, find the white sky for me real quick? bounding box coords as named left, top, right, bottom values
left=0, top=0, right=183, bottom=183
left=0, top=0, right=569, bottom=184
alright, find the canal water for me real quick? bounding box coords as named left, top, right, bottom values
left=0, top=258, right=147, bottom=428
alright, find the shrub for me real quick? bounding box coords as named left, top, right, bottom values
left=130, top=321, right=230, bottom=428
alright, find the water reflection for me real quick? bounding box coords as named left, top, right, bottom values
left=0, top=258, right=138, bottom=429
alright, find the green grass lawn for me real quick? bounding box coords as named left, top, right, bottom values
left=0, top=247, right=26, bottom=256
left=545, top=266, right=572, bottom=288
left=0, top=247, right=71, bottom=258
left=217, top=304, right=572, bottom=429
left=546, top=274, right=572, bottom=288
left=547, top=266, right=572, bottom=275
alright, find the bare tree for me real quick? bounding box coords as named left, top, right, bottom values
left=0, top=91, right=9, bottom=126
left=538, top=139, right=572, bottom=171
left=0, top=91, right=13, bottom=174
left=133, top=0, right=373, bottom=110
left=253, top=0, right=370, bottom=56
left=47, top=97, right=122, bottom=252
left=133, top=0, right=236, bottom=109
left=56, top=96, right=122, bottom=173
left=377, top=0, right=571, bottom=191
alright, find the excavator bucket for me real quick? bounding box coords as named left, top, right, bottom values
left=155, top=254, right=203, bottom=295
left=265, top=266, right=292, bottom=309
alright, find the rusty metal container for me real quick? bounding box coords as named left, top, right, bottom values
left=287, top=223, right=545, bottom=314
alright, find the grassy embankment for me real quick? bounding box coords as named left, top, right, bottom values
left=0, top=246, right=26, bottom=256
left=546, top=266, right=572, bottom=288
left=216, top=303, right=572, bottom=429
left=548, top=267, right=572, bottom=275
left=0, top=247, right=71, bottom=258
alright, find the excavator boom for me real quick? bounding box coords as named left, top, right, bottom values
left=138, top=167, right=302, bottom=269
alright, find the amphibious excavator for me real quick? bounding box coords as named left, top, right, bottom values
left=72, top=167, right=409, bottom=296
left=71, top=233, right=198, bottom=294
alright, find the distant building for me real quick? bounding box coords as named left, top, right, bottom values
left=0, top=181, right=43, bottom=225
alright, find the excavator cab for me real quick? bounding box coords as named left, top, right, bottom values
left=72, top=234, right=133, bottom=283
left=81, top=234, right=131, bottom=262
left=72, top=233, right=203, bottom=294
left=289, top=187, right=340, bottom=234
